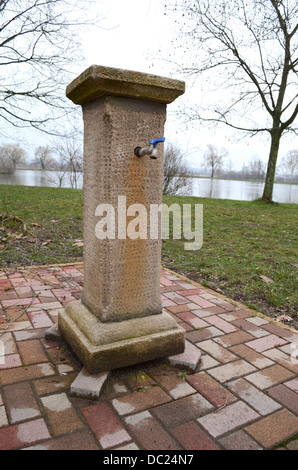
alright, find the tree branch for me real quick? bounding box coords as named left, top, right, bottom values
left=0, top=0, right=103, bottom=134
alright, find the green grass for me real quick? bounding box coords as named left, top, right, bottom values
left=162, top=195, right=298, bottom=320
left=0, top=185, right=297, bottom=321
left=0, top=185, right=83, bottom=267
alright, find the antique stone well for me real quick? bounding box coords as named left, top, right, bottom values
left=58, top=65, right=186, bottom=373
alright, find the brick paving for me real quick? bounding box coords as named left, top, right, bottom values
left=0, top=263, right=297, bottom=451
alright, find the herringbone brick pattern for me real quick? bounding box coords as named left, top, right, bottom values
left=0, top=264, right=297, bottom=450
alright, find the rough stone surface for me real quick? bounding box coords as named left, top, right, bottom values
left=66, top=64, right=185, bottom=105
left=59, top=67, right=186, bottom=372
left=79, top=94, right=167, bottom=323
left=59, top=302, right=185, bottom=373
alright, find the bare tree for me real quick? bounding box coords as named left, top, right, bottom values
left=163, top=143, right=192, bottom=195
left=45, top=151, right=68, bottom=187
left=281, top=149, right=298, bottom=182
left=0, top=150, right=13, bottom=173
left=0, top=143, right=26, bottom=172
left=225, top=159, right=234, bottom=175
left=203, top=144, right=227, bottom=178
left=247, top=157, right=266, bottom=180
left=0, top=0, right=101, bottom=135
left=171, top=0, right=298, bottom=202
left=54, top=136, right=83, bottom=188
left=34, top=145, right=55, bottom=170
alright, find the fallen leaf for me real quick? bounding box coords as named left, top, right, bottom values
left=72, top=241, right=84, bottom=247
left=50, top=219, right=58, bottom=223
left=277, top=314, right=292, bottom=323
left=260, top=275, right=273, bottom=283
left=10, top=233, right=23, bottom=239
left=31, top=222, right=40, bottom=227
left=26, top=237, right=36, bottom=243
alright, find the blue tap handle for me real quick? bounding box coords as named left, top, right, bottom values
left=149, top=137, right=165, bottom=148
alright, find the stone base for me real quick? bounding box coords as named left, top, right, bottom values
left=58, top=301, right=185, bottom=374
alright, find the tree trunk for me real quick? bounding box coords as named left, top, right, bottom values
left=262, top=127, right=282, bottom=203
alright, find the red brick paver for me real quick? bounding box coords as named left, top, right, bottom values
left=0, top=418, right=50, bottom=450
left=171, top=421, right=220, bottom=450
left=245, top=409, right=298, bottom=449
left=82, top=402, right=131, bottom=449
left=124, top=411, right=181, bottom=450
left=0, top=263, right=297, bottom=451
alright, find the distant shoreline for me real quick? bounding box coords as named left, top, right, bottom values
left=11, top=167, right=298, bottom=186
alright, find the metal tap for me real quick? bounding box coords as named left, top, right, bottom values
left=134, top=137, right=165, bottom=159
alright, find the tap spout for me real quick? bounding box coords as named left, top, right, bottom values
left=134, top=143, right=156, bottom=158
left=134, top=137, right=165, bottom=159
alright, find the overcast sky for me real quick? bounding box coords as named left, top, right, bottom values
left=4, top=0, right=296, bottom=171
left=76, top=0, right=297, bottom=171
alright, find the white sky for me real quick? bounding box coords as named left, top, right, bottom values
left=77, top=0, right=297, bottom=171
left=4, top=0, right=297, bottom=171
left=82, top=0, right=171, bottom=71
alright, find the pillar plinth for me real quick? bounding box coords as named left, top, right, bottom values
left=58, top=65, right=186, bottom=373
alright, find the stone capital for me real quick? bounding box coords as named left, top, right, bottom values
left=66, top=65, right=185, bottom=105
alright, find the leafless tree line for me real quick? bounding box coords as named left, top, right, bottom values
left=0, top=138, right=83, bottom=188
left=162, top=143, right=298, bottom=197
left=0, top=140, right=296, bottom=194
left=201, top=144, right=298, bottom=182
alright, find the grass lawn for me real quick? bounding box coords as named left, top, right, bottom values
left=0, top=185, right=297, bottom=326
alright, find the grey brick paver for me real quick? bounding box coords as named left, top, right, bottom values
left=197, top=401, right=260, bottom=438
left=207, top=360, right=257, bottom=383
left=226, top=378, right=282, bottom=415
left=196, top=339, right=238, bottom=363
left=245, top=334, right=288, bottom=352
left=245, top=364, right=295, bottom=390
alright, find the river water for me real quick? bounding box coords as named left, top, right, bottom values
left=190, top=177, right=298, bottom=204
left=0, top=169, right=297, bottom=203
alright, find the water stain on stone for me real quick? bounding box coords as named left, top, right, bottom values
left=118, top=154, right=148, bottom=317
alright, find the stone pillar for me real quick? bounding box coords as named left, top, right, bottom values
left=58, top=65, right=186, bottom=373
